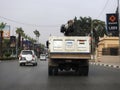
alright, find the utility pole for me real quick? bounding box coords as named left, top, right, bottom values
left=91, top=19, right=95, bottom=60
left=118, top=0, right=120, bottom=62
left=0, top=31, right=3, bottom=57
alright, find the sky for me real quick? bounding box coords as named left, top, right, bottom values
left=0, top=0, right=118, bottom=44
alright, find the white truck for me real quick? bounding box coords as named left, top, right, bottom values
left=47, top=36, right=91, bottom=76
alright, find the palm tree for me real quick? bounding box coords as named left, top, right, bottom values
left=92, top=19, right=107, bottom=46
left=75, top=16, right=92, bottom=36
left=16, top=27, right=24, bottom=35
left=33, top=30, right=40, bottom=44
left=0, top=22, right=6, bottom=57
left=16, top=27, right=24, bottom=49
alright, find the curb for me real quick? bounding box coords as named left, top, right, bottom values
left=90, top=62, right=120, bottom=69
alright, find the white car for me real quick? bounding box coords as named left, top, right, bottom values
left=19, top=50, right=38, bottom=66
left=40, top=54, right=46, bottom=61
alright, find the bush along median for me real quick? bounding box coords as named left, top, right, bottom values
left=0, top=57, right=17, bottom=60
left=0, top=56, right=18, bottom=60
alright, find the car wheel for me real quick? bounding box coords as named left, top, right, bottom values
left=33, top=63, right=37, bottom=66
left=20, top=63, right=22, bottom=66
left=20, top=63, right=24, bottom=66
left=35, top=63, right=37, bottom=66
left=48, top=66, right=53, bottom=76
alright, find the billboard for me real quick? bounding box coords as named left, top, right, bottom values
left=3, top=25, right=10, bottom=39
left=106, top=13, right=118, bottom=32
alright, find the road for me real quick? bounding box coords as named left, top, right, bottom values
left=0, top=60, right=120, bottom=90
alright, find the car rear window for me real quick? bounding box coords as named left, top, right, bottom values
left=22, top=51, right=32, bottom=55
left=41, top=54, right=45, bottom=56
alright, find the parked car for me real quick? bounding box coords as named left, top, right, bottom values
left=19, top=50, right=38, bottom=66
left=40, top=54, right=46, bottom=61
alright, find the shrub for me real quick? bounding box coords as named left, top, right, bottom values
left=4, top=52, right=11, bottom=57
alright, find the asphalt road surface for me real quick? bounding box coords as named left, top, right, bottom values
left=0, top=60, right=120, bottom=90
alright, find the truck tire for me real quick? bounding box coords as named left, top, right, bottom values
left=77, top=66, right=89, bottom=76
left=78, top=68, right=82, bottom=76
left=84, top=66, right=89, bottom=76
left=53, top=67, right=58, bottom=75
left=48, top=66, right=53, bottom=76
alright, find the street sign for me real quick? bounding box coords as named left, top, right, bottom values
left=106, top=13, right=119, bottom=32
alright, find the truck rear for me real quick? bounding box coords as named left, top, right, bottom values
left=48, top=36, right=91, bottom=76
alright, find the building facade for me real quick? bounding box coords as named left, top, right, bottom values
left=96, top=35, right=119, bottom=63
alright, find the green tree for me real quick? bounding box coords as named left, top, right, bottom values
left=0, top=22, right=6, bottom=57
left=73, top=16, right=92, bottom=36
left=16, top=27, right=24, bottom=49
left=16, top=27, right=24, bottom=36
left=33, top=30, right=40, bottom=43
left=92, top=19, right=107, bottom=46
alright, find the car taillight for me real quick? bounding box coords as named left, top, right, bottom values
left=19, top=54, right=22, bottom=60
left=32, top=55, right=35, bottom=58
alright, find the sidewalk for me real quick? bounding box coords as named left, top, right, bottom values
left=90, top=61, right=120, bottom=69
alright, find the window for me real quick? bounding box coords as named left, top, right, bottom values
left=22, top=51, right=32, bottom=55
left=102, top=48, right=118, bottom=56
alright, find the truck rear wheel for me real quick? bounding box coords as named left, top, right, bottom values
left=78, top=66, right=89, bottom=76
left=53, top=67, right=58, bottom=75
left=84, top=66, right=89, bottom=76
left=48, top=66, right=58, bottom=76
left=48, top=66, right=53, bottom=76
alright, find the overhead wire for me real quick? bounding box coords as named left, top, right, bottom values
left=0, top=0, right=117, bottom=28
left=109, top=0, right=118, bottom=13
left=97, top=0, right=110, bottom=18
left=0, top=15, right=60, bottom=28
